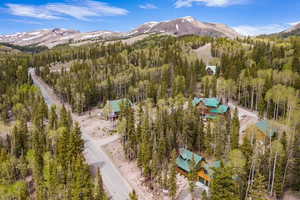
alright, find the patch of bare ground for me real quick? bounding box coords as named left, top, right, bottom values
left=74, top=108, right=116, bottom=139
left=103, top=139, right=188, bottom=200
left=283, top=191, right=300, bottom=200
left=193, top=43, right=217, bottom=64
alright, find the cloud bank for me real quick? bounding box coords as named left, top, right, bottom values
left=6, top=0, right=128, bottom=20
left=233, top=24, right=289, bottom=36
left=175, top=0, right=249, bottom=8
left=139, top=3, right=158, bottom=9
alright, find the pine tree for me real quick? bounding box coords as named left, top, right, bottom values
left=129, top=190, right=138, bottom=200
left=71, top=156, right=93, bottom=200
left=210, top=165, right=239, bottom=200
left=169, top=149, right=177, bottom=200
left=231, top=107, right=240, bottom=149
left=94, top=168, right=106, bottom=200
left=69, top=122, right=84, bottom=161
left=59, top=105, right=69, bottom=129
left=247, top=173, right=268, bottom=200
left=188, top=156, right=198, bottom=199
left=49, top=105, right=58, bottom=130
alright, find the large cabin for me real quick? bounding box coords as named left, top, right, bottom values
left=192, top=97, right=229, bottom=119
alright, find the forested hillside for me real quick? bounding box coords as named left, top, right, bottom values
left=0, top=54, right=107, bottom=199
left=0, top=33, right=299, bottom=200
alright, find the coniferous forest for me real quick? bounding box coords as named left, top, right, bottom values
left=0, top=34, right=299, bottom=200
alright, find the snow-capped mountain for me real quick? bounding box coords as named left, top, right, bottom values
left=281, top=22, right=300, bottom=36
left=128, top=16, right=241, bottom=38
left=0, top=28, right=122, bottom=48
left=0, top=16, right=241, bottom=48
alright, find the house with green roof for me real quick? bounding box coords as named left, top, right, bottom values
left=245, top=120, right=278, bottom=142
left=176, top=148, right=221, bottom=187
left=104, top=98, right=132, bottom=120
left=176, top=148, right=203, bottom=173
left=193, top=97, right=229, bottom=118
left=255, top=120, right=277, bottom=137
left=210, top=105, right=229, bottom=114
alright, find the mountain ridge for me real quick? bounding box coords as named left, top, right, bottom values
left=0, top=16, right=241, bottom=48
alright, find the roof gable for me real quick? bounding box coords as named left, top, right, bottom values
left=255, top=120, right=277, bottom=137
left=192, top=97, right=220, bottom=108
left=176, top=148, right=203, bottom=172
left=210, top=104, right=229, bottom=114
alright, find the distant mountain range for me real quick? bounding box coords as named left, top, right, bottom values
left=5, top=17, right=300, bottom=48
left=280, top=22, right=300, bottom=37
left=0, top=16, right=242, bottom=48
left=128, top=16, right=240, bottom=38
left=0, top=28, right=122, bottom=48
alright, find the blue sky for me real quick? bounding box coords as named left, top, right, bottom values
left=0, top=0, right=299, bottom=35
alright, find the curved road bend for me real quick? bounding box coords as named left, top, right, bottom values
left=29, top=68, right=132, bottom=200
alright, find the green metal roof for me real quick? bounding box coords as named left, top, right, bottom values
left=192, top=97, right=202, bottom=106
left=176, top=148, right=203, bottom=172
left=204, top=160, right=221, bottom=177
left=192, top=97, right=220, bottom=108
left=255, top=120, right=276, bottom=137
left=107, top=98, right=132, bottom=113
left=210, top=105, right=229, bottom=114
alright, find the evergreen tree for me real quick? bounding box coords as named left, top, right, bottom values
left=231, top=108, right=240, bottom=149
left=188, top=156, right=198, bottom=199
left=211, top=165, right=239, bottom=200
left=94, top=168, right=106, bottom=200
left=247, top=173, right=268, bottom=200
left=129, top=190, right=138, bottom=200
left=168, top=149, right=177, bottom=200
left=49, top=105, right=58, bottom=130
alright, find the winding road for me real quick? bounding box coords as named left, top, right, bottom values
left=29, top=68, right=132, bottom=200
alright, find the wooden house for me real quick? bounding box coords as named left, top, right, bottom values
left=104, top=98, right=132, bottom=120
left=192, top=97, right=229, bottom=119
left=245, top=120, right=277, bottom=142
left=176, top=148, right=220, bottom=187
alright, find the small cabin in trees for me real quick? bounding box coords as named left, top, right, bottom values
left=176, top=148, right=220, bottom=188
left=104, top=98, right=132, bottom=120
left=245, top=120, right=277, bottom=142
left=206, top=66, right=217, bottom=75
left=192, top=97, right=229, bottom=119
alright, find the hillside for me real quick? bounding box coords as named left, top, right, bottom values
left=0, top=16, right=240, bottom=48
left=0, top=28, right=122, bottom=48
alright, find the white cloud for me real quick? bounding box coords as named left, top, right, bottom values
left=9, top=19, right=44, bottom=25
left=139, top=3, right=158, bottom=9
left=233, top=24, right=289, bottom=36
left=6, top=4, right=59, bottom=19
left=175, top=0, right=249, bottom=8
left=6, top=1, right=128, bottom=20
left=288, top=21, right=300, bottom=26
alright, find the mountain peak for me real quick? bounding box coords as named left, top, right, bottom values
left=180, top=16, right=196, bottom=23
left=129, top=16, right=240, bottom=38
